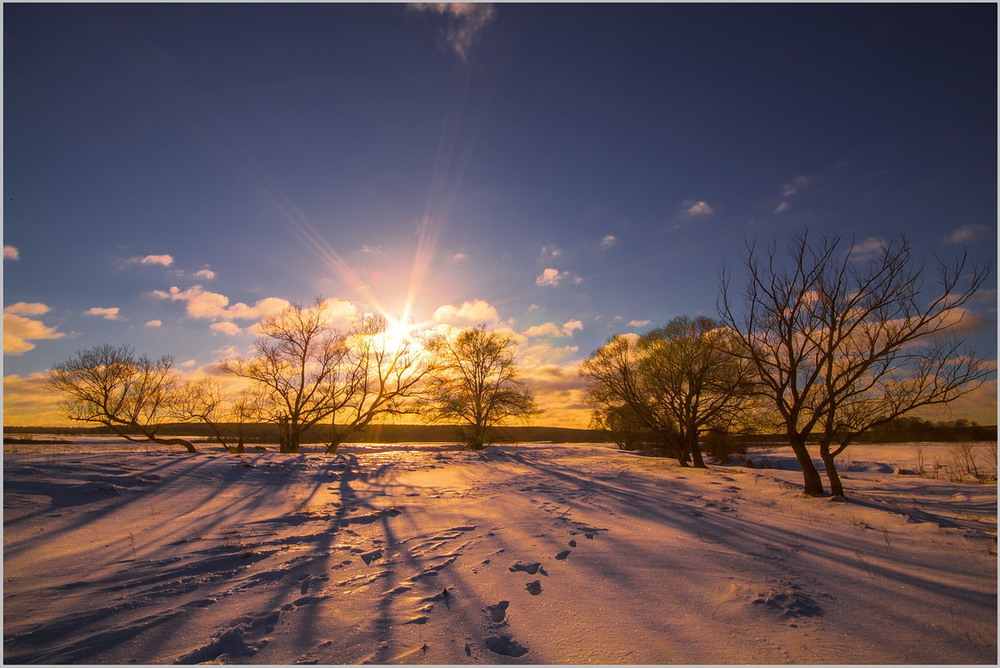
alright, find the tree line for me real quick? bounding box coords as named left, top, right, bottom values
left=48, top=311, right=537, bottom=454
left=47, top=231, right=990, bottom=497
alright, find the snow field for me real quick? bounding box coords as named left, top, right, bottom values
left=3, top=441, right=996, bottom=664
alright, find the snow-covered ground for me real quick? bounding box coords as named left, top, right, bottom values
left=3, top=440, right=996, bottom=664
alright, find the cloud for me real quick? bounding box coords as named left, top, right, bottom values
left=151, top=285, right=292, bottom=322
left=3, top=372, right=67, bottom=426
left=524, top=320, right=583, bottom=338
left=145, top=320, right=162, bottom=328
left=192, top=268, right=217, bottom=280
left=4, top=303, right=64, bottom=355
left=680, top=200, right=714, bottom=217
left=451, top=252, right=468, bottom=261
left=539, top=244, right=562, bottom=260
left=524, top=322, right=565, bottom=338
left=433, top=299, right=500, bottom=324
left=628, top=319, right=650, bottom=328
left=774, top=201, right=792, bottom=214
left=361, top=245, right=383, bottom=254
left=600, top=235, right=617, bottom=250
left=210, top=322, right=242, bottom=336
left=781, top=175, right=811, bottom=197
left=4, top=245, right=19, bottom=260
left=129, top=254, right=174, bottom=267
left=562, top=319, right=583, bottom=334
left=84, top=307, right=121, bottom=320
left=536, top=268, right=582, bottom=286
left=411, top=2, right=497, bottom=63
left=850, top=236, right=886, bottom=262
left=945, top=224, right=989, bottom=244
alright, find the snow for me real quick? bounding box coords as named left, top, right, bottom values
left=3, top=440, right=996, bottom=664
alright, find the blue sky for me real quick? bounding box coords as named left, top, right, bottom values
left=4, top=3, right=996, bottom=426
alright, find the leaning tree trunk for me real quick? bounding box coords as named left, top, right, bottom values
left=115, top=428, right=198, bottom=453
left=819, top=442, right=846, bottom=498
left=788, top=432, right=825, bottom=496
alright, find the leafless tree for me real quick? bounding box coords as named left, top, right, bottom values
left=720, top=231, right=990, bottom=496
left=221, top=300, right=350, bottom=453
left=426, top=325, right=536, bottom=449
left=170, top=379, right=268, bottom=453
left=222, top=302, right=435, bottom=453
left=48, top=344, right=197, bottom=452
left=325, top=313, right=436, bottom=453
left=581, top=317, right=755, bottom=467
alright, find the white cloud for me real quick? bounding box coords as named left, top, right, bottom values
left=774, top=201, right=792, bottom=214
left=451, top=252, right=468, bottom=261
left=192, top=268, right=217, bottom=280
left=84, top=307, right=121, bottom=320
left=433, top=299, right=500, bottom=324
left=946, top=224, right=989, bottom=245
left=600, top=235, right=617, bottom=250
left=528, top=304, right=541, bottom=311
left=129, top=254, right=174, bottom=267
left=145, top=320, right=162, bottom=328
left=210, top=322, right=242, bottom=336
left=681, top=200, right=714, bottom=217
left=3, top=245, right=19, bottom=260
left=536, top=268, right=581, bottom=286
left=781, top=175, right=811, bottom=197
left=411, top=2, right=497, bottom=63
left=361, top=245, right=383, bottom=255
left=3, top=303, right=64, bottom=354
left=628, top=319, right=650, bottom=328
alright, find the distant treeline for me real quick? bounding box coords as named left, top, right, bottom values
left=5, top=418, right=994, bottom=445
left=3, top=423, right=614, bottom=445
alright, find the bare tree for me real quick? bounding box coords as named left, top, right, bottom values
left=426, top=325, right=536, bottom=449
left=221, top=300, right=349, bottom=453
left=222, top=302, right=435, bottom=453
left=325, top=314, right=436, bottom=453
left=171, top=379, right=268, bottom=453
left=720, top=231, right=990, bottom=496
left=581, top=317, right=755, bottom=467
left=48, top=344, right=197, bottom=452
left=581, top=333, right=684, bottom=460
left=639, top=316, right=757, bottom=467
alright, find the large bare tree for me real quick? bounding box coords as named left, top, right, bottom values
left=581, top=317, right=755, bottom=467
left=720, top=231, right=990, bottom=496
left=426, top=325, right=536, bottom=449
left=48, top=344, right=197, bottom=452
left=221, top=300, right=350, bottom=453
left=325, top=314, right=436, bottom=453
left=222, top=302, right=435, bottom=453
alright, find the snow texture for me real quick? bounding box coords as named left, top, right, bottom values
left=3, top=440, right=996, bottom=664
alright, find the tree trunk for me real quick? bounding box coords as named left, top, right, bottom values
left=819, top=442, right=845, bottom=498
left=149, top=436, right=198, bottom=453
left=788, top=434, right=824, bottom=496
left=687, top=432, right=707, bottom=469
left=326, top=440, right=340, bottom=455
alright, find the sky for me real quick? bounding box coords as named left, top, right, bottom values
left=4, top=2, right=997, bottom=428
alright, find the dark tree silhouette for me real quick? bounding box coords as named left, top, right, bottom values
left=720, top=231, right=990, bottom=496
left=426, top=325, right=536, bottom=449
left=48, top=344, right=197, bottom=452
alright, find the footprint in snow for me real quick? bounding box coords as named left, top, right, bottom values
left=484, top=600, right=510, bottom=623
left=525, top=580, right=542, bottom=595
left=555, top=550, right=570, bottom=560
left=484, top=635, right=528, bottom=657
left=508, top=561, right=546, bottom=575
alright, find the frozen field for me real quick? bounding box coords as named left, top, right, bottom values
left=3, top=440, right=996, bottom=664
